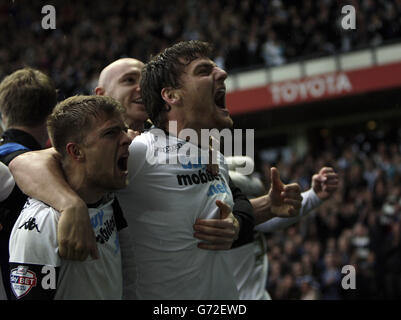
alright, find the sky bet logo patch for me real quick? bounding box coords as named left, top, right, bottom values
left=10, top=265, right=37, bottom=299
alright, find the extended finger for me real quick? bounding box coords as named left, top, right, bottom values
left=270, top=167, right=283, bottom=192
left=216, top=200, right=231, bottom=220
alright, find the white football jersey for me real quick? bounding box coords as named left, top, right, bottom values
left=9, top=197, right=123, bottom=300
left=117, top=130, right=239, bottom=299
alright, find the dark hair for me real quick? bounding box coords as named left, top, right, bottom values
left=47, top=95, right=124, bottom=157
left=0, top=67, right=57, bottom=127
left=141, top=40, right=213, bottom=128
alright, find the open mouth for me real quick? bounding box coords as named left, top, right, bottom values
left=214, top=88, right=226, bottom=109
left=117, top=154, right=129, bottom=173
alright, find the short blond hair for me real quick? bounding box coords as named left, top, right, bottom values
left=47, top=95, right=124, bottom=157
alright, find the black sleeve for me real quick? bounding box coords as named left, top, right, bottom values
left=0, top=185, right=27, bottom=235
left=112, top=198, right=128, bottom=231
left=9, top=263, right=59, bottom=300
left=0, top=149, right=30, bottom=234
left=1, top=149, right=30, bottom=166
left=229, top=178, right=255, bottom=248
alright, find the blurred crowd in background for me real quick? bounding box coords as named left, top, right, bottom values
left=257, top=125, right=401, bottom=299
left=1, top=0, right=401, bottom=99
left=2, top=0, right=401, bottom=299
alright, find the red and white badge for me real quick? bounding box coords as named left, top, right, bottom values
left=10, top=265, right=37, bottom=299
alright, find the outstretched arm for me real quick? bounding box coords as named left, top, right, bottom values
left=9, top=148, right=98, bottom=260
left=250, top=167, right=303, bottom=225
left=255, top=167, right=339, bottom=233
left=193, top=167, right=303, bottom=249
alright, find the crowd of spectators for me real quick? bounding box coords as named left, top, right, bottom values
left=1, top=0, right=401, bottom=100
left=257, top=125, right=401, bottom=299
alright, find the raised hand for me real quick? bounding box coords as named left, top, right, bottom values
left=268, top=167, right=303, bottom=218
left=312, top=167, right=339, bottom=200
